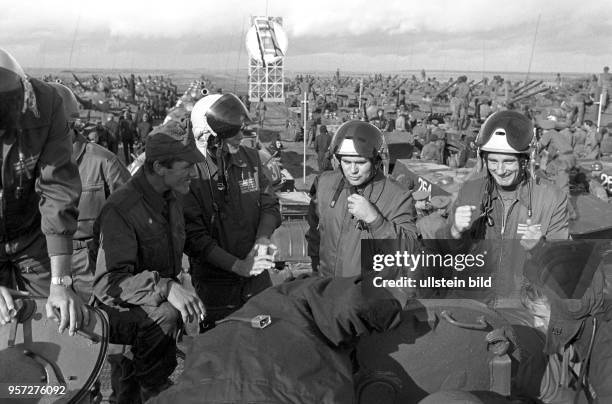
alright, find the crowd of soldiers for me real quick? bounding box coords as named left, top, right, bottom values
left=38, top=72, right=183, bottom=167
left=45, top=72, right=179, bottom=119
left=286, top=66, right=612, bottom=208
left=286, top=66, right=611, bottom=127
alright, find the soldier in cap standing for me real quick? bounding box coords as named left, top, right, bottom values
left=184, top=93, right=280, bottom=331
left=306, top=120, right=418, bottom=277
left=0, top=48, right=85, bottom=336
left=314, top=124, right=333, bottom=172
left=450, top=75, right=471, bottom=131
left=93, top=120, right=206, bottom=402
left=412, top=189, right=431, bottom=219
left=370, top=108, right=390, bottom=131
left=118, top=109, right=137, bottom=164
left=104, top=114, right=120, bottom=155
left=420, top=133, right=440, bottom=162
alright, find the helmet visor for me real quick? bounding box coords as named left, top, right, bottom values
left=206, top=93, right=252, bottom=139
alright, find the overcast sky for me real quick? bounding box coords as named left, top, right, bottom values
left=1, top=0, right=610, bottom=74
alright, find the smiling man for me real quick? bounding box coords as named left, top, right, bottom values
left=93, top=120, right=206, bottom=403
left=446, top=110, right=569, bottom=243
left=306, top=120, right=418, bottom=277
left=439, top=110, right=569, bottom=304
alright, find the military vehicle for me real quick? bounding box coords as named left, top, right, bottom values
left=0, top=296, right=109, bottom=403
left=355, top=299, right=524, bottom=403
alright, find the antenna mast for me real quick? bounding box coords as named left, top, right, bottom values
left=526, top=14, right=541, bottom=81
left=68, top=13, right=81, bottom=69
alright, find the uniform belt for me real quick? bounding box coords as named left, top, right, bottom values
left=73, top=238, right=92, bottom=249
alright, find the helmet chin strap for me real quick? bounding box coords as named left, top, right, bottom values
left=207, top=138, right=227, bottom=192
left=215, top=145, right=227, bottom=192
left=222, top=139, right=240, bottom=154
left=211, top=136, right=242, bottom=194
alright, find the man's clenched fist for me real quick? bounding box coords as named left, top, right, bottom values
left=451, top=205, right=477, bottom=239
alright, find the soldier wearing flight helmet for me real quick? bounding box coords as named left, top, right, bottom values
left=306, top=120, right=418, bottom=278
left=0, top=48, right=84, bottom=336
left=184, top=93, right=281, bottom=331
left=439, top=110, right=569, bottom=303
left=443, top=110, right=569, bottom=243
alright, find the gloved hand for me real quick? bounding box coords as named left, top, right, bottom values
left=230, top=250, right=275, bottom=277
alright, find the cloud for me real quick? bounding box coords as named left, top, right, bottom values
left=3, top=0, right=608, bottom=38
left=281, top=0, right=606, bottom=37
left=1, top=0, right=610, bottom=72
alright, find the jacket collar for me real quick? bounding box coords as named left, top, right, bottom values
left=491, top=177, right=532, bottom=209
left=226, top=148, right=248, bottom=168
left=206, top=146, right=248, bottom=169
left=132, top=168, right=174, bottom=214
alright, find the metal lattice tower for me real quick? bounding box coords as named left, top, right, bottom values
left=246, top=16, right=287, bottom=102
left=249, top=58, right=284, bottom=102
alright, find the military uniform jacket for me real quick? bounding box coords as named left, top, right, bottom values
left=306, top=170, right=418, bottom=278
left=437, top=176, right=569, bottom=299
left=71, top=133, right=130, bottom=240
left=183, top=146, right=281, bottom=282
left=0, top=78, right=80, bottom=255
left=94, top=168, right=183, bottom=307
left=440, top=176, right=569, bottom=241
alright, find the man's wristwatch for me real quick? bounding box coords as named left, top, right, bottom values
left=51, top=275, right=73, bottom=287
